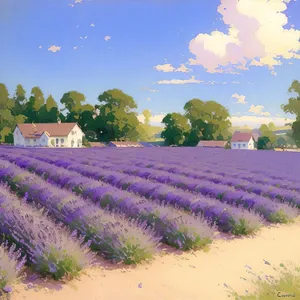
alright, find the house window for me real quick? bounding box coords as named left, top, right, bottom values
left=238, top=144, right=241, bottom=148
left=61, top=138, right=64, bottom=144
left=71, top=139, right=74, bottom=147
left=243, top=143, right=246, bottom=147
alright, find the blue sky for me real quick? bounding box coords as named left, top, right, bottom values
left=1, top=0, right=300, bottom=128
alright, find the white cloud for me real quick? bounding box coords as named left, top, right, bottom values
left=232, top=81, right=240, bottom=84
left=68, top=4, right=74, bottom=7
left=154, top=63, right=191, bottom=73
left=271, top=70, right=277, bottom=76
left=147, top=97, right=151, bottom=101
left=90, top=23, right=95, bottom=27
left=230, top=115, right=295, bottom=128
left=248, top=104, right=270, bottom=116
left=74, top=46, right=78, bottom=50
left=157, top=76, right=203, bottom=85
left=154, top=64, right=175, bottom=72
left=84, top=36, right=88, bottom=39
left=149, top=89, right=159, bottom=93
left=104, top=36, right=111, bottom=41
left=175, top=64, right=192, bottom=73
left=48, top=45, right=61, bottom=53
left=74, top=0, right=82, bottom=3
left=188, top=0, right=300, bottom=73
left=232, top=93, right=247, bottom=104
left=38, top=46, right=42, bottom=49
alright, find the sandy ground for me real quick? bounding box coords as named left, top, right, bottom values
left=10, top=217, right=300, bottom=300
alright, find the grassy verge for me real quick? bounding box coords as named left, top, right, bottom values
left=226, top=261, right=300, bottom=299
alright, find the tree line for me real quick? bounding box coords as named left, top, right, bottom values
left=0, top=83, right=158, bottom=144
left=0, top=80, right=299, bottom=148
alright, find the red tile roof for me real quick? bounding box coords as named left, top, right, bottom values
left=89, top=142, right=106, bottom=147
left=231, top=132, right=253, bottom=142
left=16, top=123, right=78, bottom=138
left=198, top=140, right=227, bottom=148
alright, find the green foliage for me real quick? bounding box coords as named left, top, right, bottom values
left=257, top=136, right=274, bottom=150
left=183, top=99, right=231, bottom=145
left=95, top=89, right=139, bottom=142
left=281, top=80, right=300, bottom=146
left=161, top=113, right=191, bottom=146
left=82, top=137, right=91, bottom=147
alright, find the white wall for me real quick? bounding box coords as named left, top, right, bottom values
left=231, top=138, right=255, bottom=150
left=13, top=127, right=25, bottom=146
left=66, top=124, right=84, bottom=148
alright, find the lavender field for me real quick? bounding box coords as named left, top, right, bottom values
left=0, top=146, right=299, bottom=293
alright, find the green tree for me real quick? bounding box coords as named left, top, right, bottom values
left=257, top=136, right=273, bottom=150
left=95, top=89, right=139, bottom=142
left=37, top=95, right=60, bottom=123
left=281, top=80, right=300, bottom=146
left=24, top=86, right=45, bottom=122
left=183, top=99, right=231, bottom=145
left=161, top=113, right=190, bottom=146
left=12, top=84, right=27, bottom=116
left=259, top=124, right=277, bottom=146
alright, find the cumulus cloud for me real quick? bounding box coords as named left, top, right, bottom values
left=38, top=46, right=42, bottom=49
left=230, top=115, right=294, bottom=128
left=149, top=89, right=159, bottom=93
left=154, top=64, right=175, bottom=72
left=232, top=93, right=247, bottom=104
left=104, top=36, right=111, bottom=41
left=69, top=4, right=74, bottom=7
left=188, top=0, right=300, bottom=73
left=175, top=64, right=192, bottom=73
left=90, top=23, right=95, bottom=27
left=75, top=0, right=82, bottom=3
left=74, top=46, right=78, bottom=50
left=248, top=104, right=270, bottom=116
left=154, top=63, right=191, bottom=73
left=48, top=45, right=61, bottom=53
left=157, top=76, right=203, bottom=85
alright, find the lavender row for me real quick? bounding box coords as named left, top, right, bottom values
left=18, top=151, right=266, bottom=235
left=0, top=185, right=93, bottom=280
left=35, top=151, right=298, bottom=224
left=0, top=159, right=160, bottom=264
left=16, top=152, right=266, bottom=235
left=0, top=242, right=26, bottom=294
left=0, top=153, right=215, bottom=251
left=24, top=150, right=299, bottom=224
left=102, top=164, right=298, bottom=224
left=68, top=151, right=300, bottom=210
left=121, top=159, right=300, bottom=208
left=133, top=156, right=300, bottom=192
left=90, top=150, right=300, bottom=192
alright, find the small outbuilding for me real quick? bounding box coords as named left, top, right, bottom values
left=197, top=140, right=227, bottom=148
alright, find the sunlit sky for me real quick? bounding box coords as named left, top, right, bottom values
left=1, top=0, right=300, bottom=128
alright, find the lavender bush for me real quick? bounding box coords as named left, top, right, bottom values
left=0, top=185, right=93, bottom=280
left=0, top=242, right=26, bottom=294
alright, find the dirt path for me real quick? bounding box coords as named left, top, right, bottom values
left=11, top=217, right=300, bottom=300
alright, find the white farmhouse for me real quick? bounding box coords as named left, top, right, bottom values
left=231, top=132, right=255, bottom=150
left=13, top=122, right=85, bottom=148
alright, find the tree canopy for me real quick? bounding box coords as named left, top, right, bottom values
left=161, top=113, right=191, bottom=146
